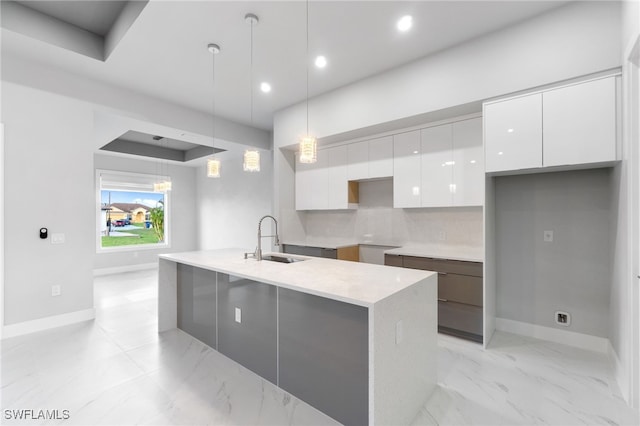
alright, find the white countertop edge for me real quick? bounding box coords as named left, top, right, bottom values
left=159, top=250, right=435, bottom=308
left=383, top=247, right=484, bottom=263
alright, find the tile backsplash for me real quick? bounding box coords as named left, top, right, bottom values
left=303, top=179, right=483, bottom=247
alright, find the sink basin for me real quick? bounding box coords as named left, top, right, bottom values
left=262, top=255, right=307, bottom=264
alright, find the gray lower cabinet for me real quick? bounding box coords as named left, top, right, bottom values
left=217, top=274, right=278, bottom=384
left=385, top=254, right=483, bottom=342
left=282, top=244, right=337, bottom=259
left=176, top=264, right=217, bottom=349
left=278, top=288, right=368, bottom=426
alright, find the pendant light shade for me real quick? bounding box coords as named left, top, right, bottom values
left=207, top=43, right=221, bottom=178
left=243, top=149, right=260, bottom=172
left=298, top=136, right=317, bottom=163
left=299, top=0, right=317, bottom=163
left=207, top=158, right=221, bottom=178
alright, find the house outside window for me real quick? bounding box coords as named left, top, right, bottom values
left=97, top=170, right=170, bottom=252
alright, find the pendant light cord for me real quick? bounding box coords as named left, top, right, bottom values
left=306, top=0, right=309, bottom=136
left=212, top=47, right=216, bottom=156
left=250, top=18, right=254, bottom=126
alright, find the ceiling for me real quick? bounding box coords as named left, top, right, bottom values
left=1, top=1, right=570, bottom=131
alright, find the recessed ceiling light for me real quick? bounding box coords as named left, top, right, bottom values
left=260, top=82, right=271, bottom=93
left=315, top=55, right=327, bottom=68
left=397, top=15, right=413, bottom=32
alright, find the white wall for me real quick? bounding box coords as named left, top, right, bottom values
left=196, top=149, right=274, bottom=252
left=93, top=154, right=198, bottom=271
left=2, top=82, right=95, bottom=325
left=612, top=0, right=640, bottom=406
left=273, top=1, right=622, bottom=242
left=495, top=169, right=612, bottom=338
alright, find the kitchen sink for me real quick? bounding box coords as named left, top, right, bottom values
left=261, top=254, right=307, bottom=263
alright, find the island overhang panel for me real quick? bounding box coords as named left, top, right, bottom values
left=158, top=249, right=437, bottom=426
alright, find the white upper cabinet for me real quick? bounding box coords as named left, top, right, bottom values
left=327, top=145, right=349, bottom=209
left=347, top=141, right=368, bottom=180
left=421, top=124, right=453, bottom=207
left=368, top=136, right=393, bottom=178
left=484, top=93, right=543, bottom=173
left=393, top=130, right=422, bottom=208
left=484, top=75, right=619, bottom=174
left=453, top=118, right=484, bottom=206
left=543, top=77, right=617, bottom=167
left=347, top=136, right=393, bottom=180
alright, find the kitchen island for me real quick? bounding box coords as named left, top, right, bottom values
left=158, top=249, right=437, bottom=426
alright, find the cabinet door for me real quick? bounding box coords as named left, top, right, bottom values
left=543, top=77, right=617, bottom=167
left=327, top=145, right=348, bottom=209
left=347, top=141, right=368, bottom=180
left=308, top=151, right=329, bottom=210
left=484, top=93, right=542, bottom=172
left=217, top=274, right=278, bottom=384
left=177, top=264, right=216, bottom=349
left=295, top=153, right=314, bottom=210
left=421, top=124, right=453, bottom=207
left=279, top=287, right=368, bottom=426
left=368, top=136, right=393, bottom=178
left=393, top=130, right=422, bottom=208
left=452, top=118, right=484, bottom=206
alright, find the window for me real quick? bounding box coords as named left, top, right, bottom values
left=97, top=170, right=170, bottom=252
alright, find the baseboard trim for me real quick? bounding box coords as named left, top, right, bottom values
left=2, top=308, right=96, bottom=339
left=495, top=317, right=609, bottom=353
left=93, top=262, right=158, bottom=276
left=608, top=340, right=630, bottom=403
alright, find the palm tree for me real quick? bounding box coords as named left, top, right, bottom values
left=149, top=200, right=164, bottom=242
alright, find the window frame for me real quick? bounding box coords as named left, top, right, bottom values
left=96, top=169, right=171, bottom=253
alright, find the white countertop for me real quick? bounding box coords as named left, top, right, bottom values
left=159, top=249, right=434, bottom=307
left=384, top=244, right=484, bottom=262
left=282, top=238, right=360, bottom=250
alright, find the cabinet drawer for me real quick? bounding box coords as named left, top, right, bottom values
left=384, top=254, right=403, bottom=267
left=438, top=273, right=482, bottom=306
left=403, top=256, right=483, bottom=277
left=438, top=301, right=482, bottom=338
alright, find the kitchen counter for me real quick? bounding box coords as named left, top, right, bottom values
left=158, top=249, right=437, bottom=425
left=385, top=244, right=484, bottom=262
left=159, top=248, right=432, bottom=307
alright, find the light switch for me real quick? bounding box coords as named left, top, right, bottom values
left=235, top=307, right=242, bottom=324
left=51, top=233, right=65, bottom=244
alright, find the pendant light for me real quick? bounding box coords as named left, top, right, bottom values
left=153, top=136, right=172, bottom=191
left=207, top=43, right=221, bottom=178
left=298, top=0, right=317, bottom=164
left=243, top=13, right=261, bottom=172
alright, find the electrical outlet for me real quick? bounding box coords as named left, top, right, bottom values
left=235, top=307, right=241, bottom=324
left=395, top=320, right=403, bottom=345
left=555, top=311, right=570, bottom=326
left=543, top=230, right=554, bottom=242
left=51, top=285, right=61, bottom=297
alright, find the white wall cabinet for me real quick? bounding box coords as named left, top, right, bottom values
left=484, top=93, right=543, bottom=173
left=420, top=125, right=453, bottom=207
left=347, top=136, right=393, bottom=180
left=484, top=76, right=618, bottom=173
left=419, top=118, right=484, bottom=208
left=453, top=118, right=484, bottom=206
left=393, top=130, right=422, bottom=208
left=543, top=77, right=617, bottom=167
left=296, top=146, right=351, bottom=210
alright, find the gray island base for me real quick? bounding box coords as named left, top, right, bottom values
left=158, top=249, right=437, bottom=425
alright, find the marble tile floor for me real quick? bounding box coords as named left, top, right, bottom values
left=1, top=269, right=637, bottom=425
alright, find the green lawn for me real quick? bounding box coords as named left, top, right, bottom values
left=101, top=223, right=162, bottom=247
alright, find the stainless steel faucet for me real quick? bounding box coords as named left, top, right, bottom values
left=255, top=215, right=280, bottom=261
